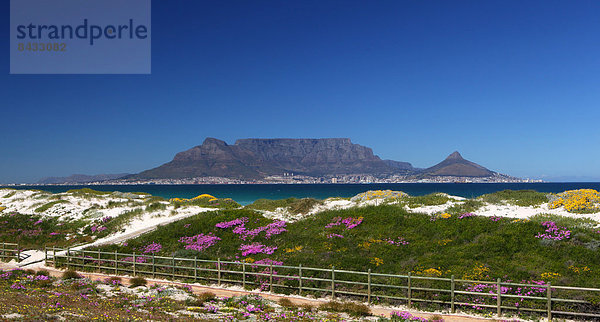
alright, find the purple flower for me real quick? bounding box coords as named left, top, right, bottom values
left=459, top=212, right=476, bottom=219
left=536, top=221, right=571, bottom=241
left=179, top=233, right=221, bottom=252
left=215, top=217, right=248, bottom=229
left=326, top=216, right=363, bottom=229
left=141, top=242, right=162, bottom=254
left=239, top=243, right=277, bottom=256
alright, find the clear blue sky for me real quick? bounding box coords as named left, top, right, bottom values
left=2, top=0, right=600, bottom=183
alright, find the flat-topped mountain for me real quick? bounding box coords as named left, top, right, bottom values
left=419, top=151, right=495, bottom=177
left=125, top=138, right=514, bottom=182
left=134, top=138, right=408, bottom=179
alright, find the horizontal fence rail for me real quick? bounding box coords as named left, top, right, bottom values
left=44, top=247, right=600, bottom=320
left=0, top=243, right=20, bottom=262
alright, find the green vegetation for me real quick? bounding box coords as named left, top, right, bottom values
left=404, top=193, right=451, bottom=208
left=34, top=200, right=68, bottom=213
left=129, top=276, right=147, bottom=287
left=170, top=196, right=241, bottom=209
left=2, top=190, right=16, bottom=199
left=246, top=197, right=323, bottom=214
left=95, top=205, right=600, bottom=287
left=62, top=270, right=82, bottom=280
left=478, top=189, right=549, bottom=207
left=319, top=301, right=371, bottom=317
left=66, top=188, right=112, bottom=197
left=444, top=199, right=484, bottom=215
left=0, top=213, right=90, bottom=248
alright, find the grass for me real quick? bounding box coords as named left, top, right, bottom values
left=478, top=189, right=549, bottom=207
left=444, top=199, right=484, bottom=215
left=34, top=200, right=68, bottom=213
left=129, top=276, right=147, bottom=287
left=2, top=190, right=16, bottom=199
left=319, top=301, right=371, bottom=317
left=246, top=197, right=323, bottom=214
left=95, top=204, right=600, bottom=289
left=404, top=193, right=451, bottom=208
left=0, top=213, right=90, bottom=248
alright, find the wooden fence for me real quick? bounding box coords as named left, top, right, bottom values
left=0, top=243, right=20, bottom=262
left=45, top=246, right=600, bottom=320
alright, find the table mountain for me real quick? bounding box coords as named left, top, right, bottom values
left=133, top=138, right=410, bottom=179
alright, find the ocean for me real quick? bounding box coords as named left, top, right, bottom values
left=3, top=183, right=600, bottom=205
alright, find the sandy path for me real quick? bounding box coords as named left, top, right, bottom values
left=0, top=262, right=491, bottom=321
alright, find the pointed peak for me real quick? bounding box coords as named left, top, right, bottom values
left=446, top=151, right=463, bottom=160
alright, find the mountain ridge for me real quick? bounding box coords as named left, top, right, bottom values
left=130, top=138, right=508, bottom=180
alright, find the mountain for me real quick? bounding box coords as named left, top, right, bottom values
left=37, top=173, right=129, bottom=184
left=133, top=138, right=401, bottom=179
left=419, top=151, right=495, bottom=177
left=383, top=160, right=417, bottom=172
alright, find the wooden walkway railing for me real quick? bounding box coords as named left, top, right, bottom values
left=0, top=243, right=20, bottom=262
left=45, top=246, right=600, bottom=320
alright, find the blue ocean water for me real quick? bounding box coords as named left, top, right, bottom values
left=3, top=183, right=600, bottom=205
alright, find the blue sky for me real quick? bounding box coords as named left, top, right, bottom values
left=1, top=0, right=600, bottom=183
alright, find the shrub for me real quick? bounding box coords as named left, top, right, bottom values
left=198, top=292, right=216, bottom=302
left=36, top=269, right=50, bottom=277
left=278, top=298, right=296, bottom=308
left=319, top=301, right=370, bottom=317
left=106, top=276, right=122, bottom=286
left=129, top=276, right=147, bottom=287
left=34, top=200, right=68, bottom=213
left=479, top=190, right=548, bottom=207
left=62, top=270, right=81, bottom=280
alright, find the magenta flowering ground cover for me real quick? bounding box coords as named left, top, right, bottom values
left=325, top=216, right=363, bottom=229
left=216, top=217, right=287, bottom=240
left=536, top=221, right=571, bottom=241
left=179, top=233, right=221, bottom=252
left=141, top=242, right=162, bottom=254
left=239, top=243, right=277, bottom=256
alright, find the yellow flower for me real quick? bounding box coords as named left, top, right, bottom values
left=193, top=194, right=217, bottom=200
left=541, top=272, right=561, bottom=280
left=370, top=257, right=384, bottom=266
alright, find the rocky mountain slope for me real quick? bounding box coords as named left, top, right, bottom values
left=134, top=138, right=406, bottom=179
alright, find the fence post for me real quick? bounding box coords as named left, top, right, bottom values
left=298, top=264, right=303, bottom=296
left=408, top=272, right=412, bottom=308
left=44, top=246, right=47, bottom=262
left=114, top=250, right=118, bottom=275
left=52, top=246, right=56, bottom=267
left=133, top=252, right=136, bottom=276
left=367, top=269, right=372, bottom=304
left=269, top=263, right=273, bottom=292
left=451, top=275, right=455, bottom=313
left=152, top=255, right=156, bottom=278
left=217, top=258, right=221, bottom=285
left=547, top=282, right=552, bottom=321
left=1, top=242, right=4, bottom=260
left=97, top=250, right=101, bottom=272
left=194, top=257, right=198, bottom=281
left=496, top=278, right=501, bottom=317
left=67, top=248, right=71, bottom=270
left=331, top=266, right=336, bottom=299
left=172, top=255, right=175, bottom=279
left=242, top=262, right=246, bottom=289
